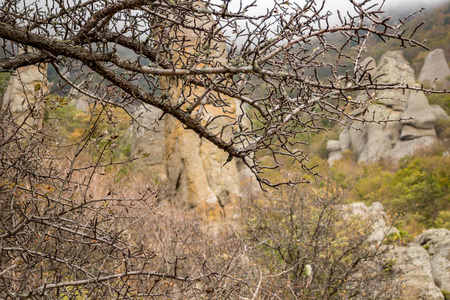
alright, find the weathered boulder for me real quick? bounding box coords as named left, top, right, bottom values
left=326, top=140, right=341, bottom=152
left=400, top=125, right=437, bottom=140
left=343, top=204, right=450, bottom=299
left=339, top=204, right=450, bottom=299
left=339, top=129, right=352, bottom=151
left=68, top=88, right=91, bottom=111
left=327, top=51, right=439, bottom=164
left=375, top=51, right=416, bottom=111
left=403, top=91, right=436, bottom=129
left=355, top=56, right=377, bottom=84
left=327, top=140, right=343, bottom=164
left=415, top=229, right=450, bottom=293
left=382, top=229, right=450, bottom=299
left=430, top=239, right=450, bottom=293
left=357, top=106, right=401, bottom=163
left=418, top=49, right=450, bottom=87
left=327, top=150, right=343, bottom=165
left=387, top=244, right=444, bottom=300
left=389, top=136, right=437, bottom=161
left=348, top=121, right=367, bottom=156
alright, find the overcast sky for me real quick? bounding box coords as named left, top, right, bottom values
left=229, top=0, right=449, bottom=19
left=319, top=0, right=447, bottom=13
left=221, top=0, right=448, bottom=42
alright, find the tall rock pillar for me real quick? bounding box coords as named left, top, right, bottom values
left=153, top=8, right=253, bottom=219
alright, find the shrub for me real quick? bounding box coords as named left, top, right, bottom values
left=347, top=149, right=450, bottom=235
left=241, top=181, right=400, bottom=299
left=427, top=93, right=450, bottom=116
left=0, top=72, right=10, bottom=96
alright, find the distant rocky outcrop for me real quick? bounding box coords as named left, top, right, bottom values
left=418, top=49, right=450, bottom=87
left=328, top=51, right=440, bottom=164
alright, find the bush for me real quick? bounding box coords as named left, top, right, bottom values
left=241, top=181, right=400, bottom=299
left=45, top=99, right=134, bottom=164
left=427, top=93, right=450, bottom=116
left=347, top=149, right=450, bottom=235
left=0, top=97, right=410, bottom=299
left=435, top=118, right=450, bottom=140
left=0, top=72, right=10, bottom=97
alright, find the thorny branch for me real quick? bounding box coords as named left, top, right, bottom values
left=0, top=0, right=444, bottom=187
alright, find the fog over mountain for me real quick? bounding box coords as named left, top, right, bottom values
left=382, top=0, right=448, bottom=11
left=323, top=0, right=447, bottom=14
left=234, top=0, right=448, bottom=20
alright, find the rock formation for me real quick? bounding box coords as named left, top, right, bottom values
left=418, top=49, right=450, bottom=87
left=386, top=229, right=450, bottom=300
left=415, top=229, right=450, bottom=295
left=431, top=104, right=450, bottom=122
left=1, top=62, right=48, bottom=125
left=158, top=18, right=258, bottom=218
left=68, top=87, right=92, bottom=111
left=386, top=244, right=445, bottom=300
left=124, top=10, right=258, bottom=219
left=58, top=8, right=259, bottom=219
left=1, top=45, right=256, bottom=220
left=327, top=51, right=439, bottom=164
left=345, top=203, right=450, bottom=300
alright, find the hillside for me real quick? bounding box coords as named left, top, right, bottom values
left=0, top=2, right=449, bottom=298
left=371, top=2, right=450, bottom=72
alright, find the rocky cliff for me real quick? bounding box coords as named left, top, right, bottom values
left=327, top=50, right=448, bottom=164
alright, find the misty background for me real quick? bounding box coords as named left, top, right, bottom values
left=228, top=0, right=449, bottom=20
